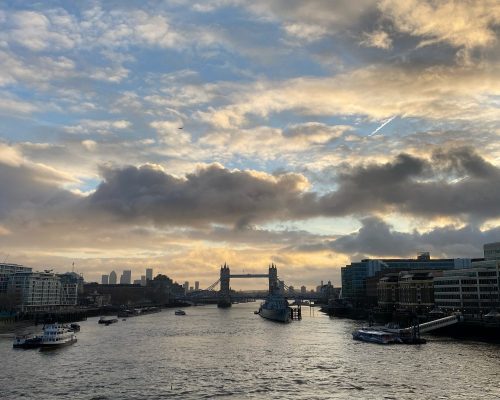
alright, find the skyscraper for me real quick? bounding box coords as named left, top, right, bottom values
left=120, top=270, right=132, bottom=284
left=183, top=281, right=189, bottom=293
left=146, top=268, right=153, bottom=281
left=195, top=281, right=199, bottom=291
left=109, top=270, right=117, bottom=285
left=141, top=275, right=146, bottom=286
left=101, top=274, right=109, bottom=284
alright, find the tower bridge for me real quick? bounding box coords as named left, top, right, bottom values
left=183, top=262, right=323, bottom=305
left=218, top=263, right=279, bottom=308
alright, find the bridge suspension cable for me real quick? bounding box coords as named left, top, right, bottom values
left=205, top=278, right=220, bottom=292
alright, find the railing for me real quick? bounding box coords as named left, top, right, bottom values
left=400, top=314, right=462, bottom=335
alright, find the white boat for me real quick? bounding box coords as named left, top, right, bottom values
left=40, top=323, right=77, bottom=348
left=352, top=328, right=402, bottom=344
left=175, top=310, right=186, bottom=315
left=259, top=293, right=292, bottom=323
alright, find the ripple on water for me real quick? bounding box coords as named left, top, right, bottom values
left=1, top=304, right=500, bottom=400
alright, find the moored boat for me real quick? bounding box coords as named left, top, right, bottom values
left=40, top=323, right=77, bottom=348
left=99, top=317, right=118, bottom=325
left=70, top=323, right=80, bottom=332
left=352, top=328, right=402, bottom=344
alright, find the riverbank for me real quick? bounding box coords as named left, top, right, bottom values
left=320, top=306, right=500, bottom=343
left=0, top=300, right=193, bottom=329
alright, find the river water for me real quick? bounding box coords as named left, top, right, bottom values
left=1, top=303, right=499, bottom=399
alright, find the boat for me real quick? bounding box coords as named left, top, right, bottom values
left=13, top=334, right=43, bottom=349
left=174, top=310, right=186, bottom=316
left=352, top=328, right=402, bottom=344
left=40, top=323, right=77, bottom=348
left=320, top=298, right=353, bottom=317
left=98, top=317, right=118, bottom=325
left=69, top=323, right=80, bottom=332
left=258, top=293, right=292, bottom=323
left=117, top=306, right=160, bottom=318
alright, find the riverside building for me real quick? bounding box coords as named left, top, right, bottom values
left=8, top=271, right=62, bottom=312
left=377, top=270, right=441, bottom=312
left=0, top=263, right=32, bottom=293
left=433, top=266, right=500, bottom=315
left=5, top=269, right=82, bottom=312
left=433, top=243, right=500, bottom=315
left=341, top=253, right=469, bottom=305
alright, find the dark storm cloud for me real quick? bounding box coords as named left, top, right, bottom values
left=2, top=146, right=497, bottom=230
left=0, top=162, right=77, bottom=219
left=84, top=147, right=499, bottom=227
left=298, top=216, right=499, bottom=259
left=87, top=163, right=308, bottom=227
left=316, top=147, right=500, bottom=220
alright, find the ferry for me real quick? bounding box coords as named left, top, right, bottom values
left=40, top=323, right=77, bottom=348
left=258, top=293, right=292, bottom=323
left=352, top=328, right=402, bottom=344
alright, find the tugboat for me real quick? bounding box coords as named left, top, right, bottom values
left=13, top=334, right=43, bottom=349
left=40, top=323, right=77, bottom=348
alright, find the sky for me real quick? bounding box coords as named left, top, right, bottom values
left=0, top=0, right=499, bottom=289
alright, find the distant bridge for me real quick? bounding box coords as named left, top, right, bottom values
left=179, top=263, right=324, bottom=305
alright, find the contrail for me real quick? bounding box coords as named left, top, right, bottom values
left=368, top=115, right=396, bottom=136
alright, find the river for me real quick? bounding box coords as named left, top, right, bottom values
left=1, top=303, right=499, bottom=399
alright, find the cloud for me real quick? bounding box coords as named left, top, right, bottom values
left=0, top=156, right=78, bottom=220
left=198, top=123, right=351, bottom=162
left=88, top=65, right=129, bottom=83
left=283, top=122, right=349, bottom=144
left=6, top=10, right=79, bottom=51
left=63, top=147, right=500, bottom=230
left=283, top=23, right=328, bottom=43
left=360, top=30, right=392, bottom=50
left=245, top=1, right=377, bottom=33
left=380, top=0, right=500, bottom=49
left=87, top=163, right=309, bottom=227
left=0, top=92, right=39, bottom=114
left=327, top=216, right=499, bottom=259
left=81, top=140, right=97, bottom=151
left=150, top=120, right=191, bottom=145
left=316, top=147, right=500, bottom=220
left=201, top=63, right=500, bottom=129
left=64, top=119, right=132, bottom=135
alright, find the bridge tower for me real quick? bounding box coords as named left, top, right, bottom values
left=269, top=263, right=279, bottom=295
left=218, top=263, right=231, bottom=308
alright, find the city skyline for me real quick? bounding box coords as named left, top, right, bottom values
left=0, top=1, right=499, bottom=288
